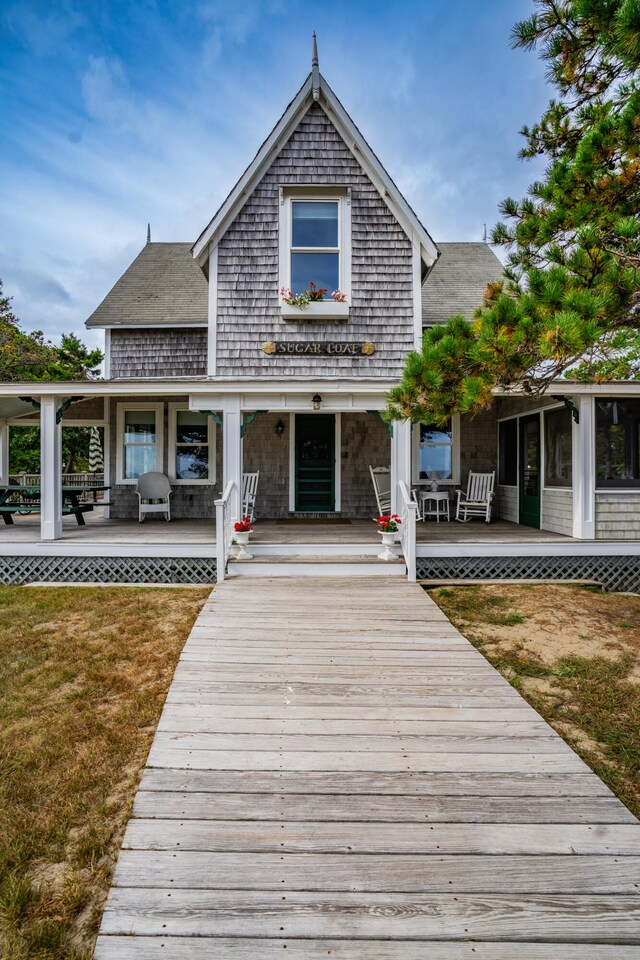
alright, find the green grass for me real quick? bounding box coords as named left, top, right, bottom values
left=0, top=586, right=209, bottom=960
left=431, top=584, right=640, bottom=819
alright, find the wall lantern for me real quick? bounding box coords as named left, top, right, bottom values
left=274, top=418, right=286, bottom=436
left=312, top=394, right=323, bottom=411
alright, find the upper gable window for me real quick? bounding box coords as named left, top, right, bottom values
left=279, top=188, right=351, bottom=319
left=291, top=201, right=339, bottom=297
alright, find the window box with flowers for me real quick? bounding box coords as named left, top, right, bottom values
left=280, top=284, right=349, bottom=321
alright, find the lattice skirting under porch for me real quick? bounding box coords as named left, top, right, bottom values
left=416, top=554, right=640, bottom=593
left=0, top=555, right=217, bottom=585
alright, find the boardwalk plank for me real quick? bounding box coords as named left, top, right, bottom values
left=112, top=850, right=640, bottom=891
left=138, top=768, right=614, bottom=797
left=99, top=889, right=640, bottom=940
left=123, top=818, right=640, bottom=854
left=132, top=791, right=635, bottom=823
left=94, top=938, right=640, bottom=959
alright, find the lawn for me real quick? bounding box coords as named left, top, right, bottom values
left=0, top=585, right=210, bottom=960
left=430, top=583, right=640, bottom=818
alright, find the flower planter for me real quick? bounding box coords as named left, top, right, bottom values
left=233, top=529, right=253, bottom=560
left=378, top=530, right=397, bottom=561
left=281, top=301, right=349, bottom=321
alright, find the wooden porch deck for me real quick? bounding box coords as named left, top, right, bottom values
left=1, top=513, right=574, bottom=545
left=94, top=578, right=640, bottom=958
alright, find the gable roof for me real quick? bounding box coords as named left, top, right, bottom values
left=421, top=242, right=504, bottom=326
left=192, top=73, right=439, bottom=271
left=85, top=242, right=208, bottom=329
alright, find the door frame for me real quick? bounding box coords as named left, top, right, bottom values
left=519, top=412, right=541, bottom=528
left=289, top=412, right=341, bottom=512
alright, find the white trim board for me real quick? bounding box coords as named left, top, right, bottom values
left=417, top=541, right=640, bottom=559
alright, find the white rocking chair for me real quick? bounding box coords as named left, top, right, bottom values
left=136, top=472, right=171, bottom=522
left=242, top=471, right=259, bottom=522
left=369, top=465, right=391, bottom=515
left=455, top=471, right=495, bottom=523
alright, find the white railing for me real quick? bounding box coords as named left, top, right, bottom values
left=214, top=479, right=237, bottom=583
left=398, top=480, right=418, bottom=582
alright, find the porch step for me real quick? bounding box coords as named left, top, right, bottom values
left=227, top=556, right=405, bottom=578
left=247, top=541, right=398, bottom=557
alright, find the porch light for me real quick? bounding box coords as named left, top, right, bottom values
left=312, top=394, right=322, bottom=410
left=275, top=418, right=285, bottom=436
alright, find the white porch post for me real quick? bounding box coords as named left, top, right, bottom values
left=40, top=395, right=62, bottom=541
left=391, top=419, right=412, bottom=515
left=572, top=394, right=595, bottom=540
left=0, top=419, right=9, bottom=485
left=222, top=394, right=242, bottom=521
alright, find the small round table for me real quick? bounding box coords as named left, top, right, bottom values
left=419, top=490, right=450, bottom=522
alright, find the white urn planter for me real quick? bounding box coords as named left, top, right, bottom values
left=378, top=531, right=397, bottom=561
left=234, top=530, right=253, bottom=560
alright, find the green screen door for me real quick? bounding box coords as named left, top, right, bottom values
left=519, top=414, right=541, bottom=528
left=295, top=414, right=335, bottom=512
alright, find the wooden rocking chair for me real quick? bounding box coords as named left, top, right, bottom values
left=242, top=471, right=259, bottom=522
left=455, top=471, right=495, bottom=523
left=369, top=465, right=391, bottom=515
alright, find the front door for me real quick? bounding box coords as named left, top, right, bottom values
left=295, top=414, right=335, bottom=512
left=519, top=414, right=541, bottom=528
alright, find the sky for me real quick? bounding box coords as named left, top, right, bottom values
left=0, top=0, right=551, bottom=351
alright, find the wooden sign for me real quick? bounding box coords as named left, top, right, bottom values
left=262, top=340, right=375, bottom=356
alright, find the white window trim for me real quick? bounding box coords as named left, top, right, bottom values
left=278, top=189, right=351, bottom=320
left=412, top=414, right=460, bottom=484
left=168, top=402, right=216, bottom=485
left=116, top=402, right=164, bottom=485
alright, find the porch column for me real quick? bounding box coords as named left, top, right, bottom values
left=572, top=394, right=595, bottom=539
left=40, top=395, right=62, bottom=541
left=222, top=394, right=242, bottom=521
left=390, top=419, right=412, bottom=514
left=0, top=419, right=9, bottom=485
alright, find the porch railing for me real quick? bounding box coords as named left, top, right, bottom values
left=214, top=479, right=237, bottom=583
left=398, top=480, right=418, bottom=582
left=7, top=473, right=105, bottom=504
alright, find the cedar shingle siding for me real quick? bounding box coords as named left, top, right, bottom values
left=216, top=102, right=415, bottom=377
left=110, top=329, right=208, bottom=379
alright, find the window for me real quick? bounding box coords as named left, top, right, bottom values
left=291, top=201, right=339, bottom=296
left=544, top=408, right=573, bottom=487
left=169, top=406, right=215, bottom=485
left=419, top=422, right=453, bottom=480
left=498, top=419, right=518, bottom=486
left=596, top=398, right=640, bottom=488
left=116, top=404, right=163, bottom=483
left=279, top=189, right=351, bottom=317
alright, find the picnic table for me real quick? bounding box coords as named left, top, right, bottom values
left=0, top=485, right=111, bottom=526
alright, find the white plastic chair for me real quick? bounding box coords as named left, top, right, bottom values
left=455, top=471, right=495, bottom=523
left=242, top=471, right=259, bottom=522
left=136, top=472, right=171, bottom=522
left=369, top=466, right=391, bottom=515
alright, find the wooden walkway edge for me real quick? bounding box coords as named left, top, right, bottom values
left=94, top=577, right=640, bottom=958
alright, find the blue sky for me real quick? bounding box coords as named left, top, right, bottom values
left=0, top=0, right=549, bottom=349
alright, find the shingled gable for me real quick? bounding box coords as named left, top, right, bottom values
left=422, top=242, right=504, bottom=325
left=191, top=72, right=439, bottom=272
left=85, top=242, right=208, bottom=329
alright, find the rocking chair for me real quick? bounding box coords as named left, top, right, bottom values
left=455, top=471, right=495, bottom=523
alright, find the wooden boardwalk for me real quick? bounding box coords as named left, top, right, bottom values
left=94, top=578, right=640, bottom=958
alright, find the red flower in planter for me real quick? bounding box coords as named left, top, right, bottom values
left=234, top=516, right=254, bottom=532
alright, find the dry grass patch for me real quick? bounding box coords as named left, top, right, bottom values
left=430, top=583, right=640, bottom=819
left=0, top=585, right=209, bottom=959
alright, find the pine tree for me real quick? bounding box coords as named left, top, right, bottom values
left=386, top=0, right=640, bottom=425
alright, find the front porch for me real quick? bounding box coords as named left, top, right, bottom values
left=1, top=512, right=575, bottom=546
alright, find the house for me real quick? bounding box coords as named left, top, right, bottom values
left=0, top=43, right=639, bottom=590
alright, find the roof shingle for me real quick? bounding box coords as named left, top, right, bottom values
left=421, top=242, right=503, bottom=325
left=85, top=242, right=208, bottom=328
